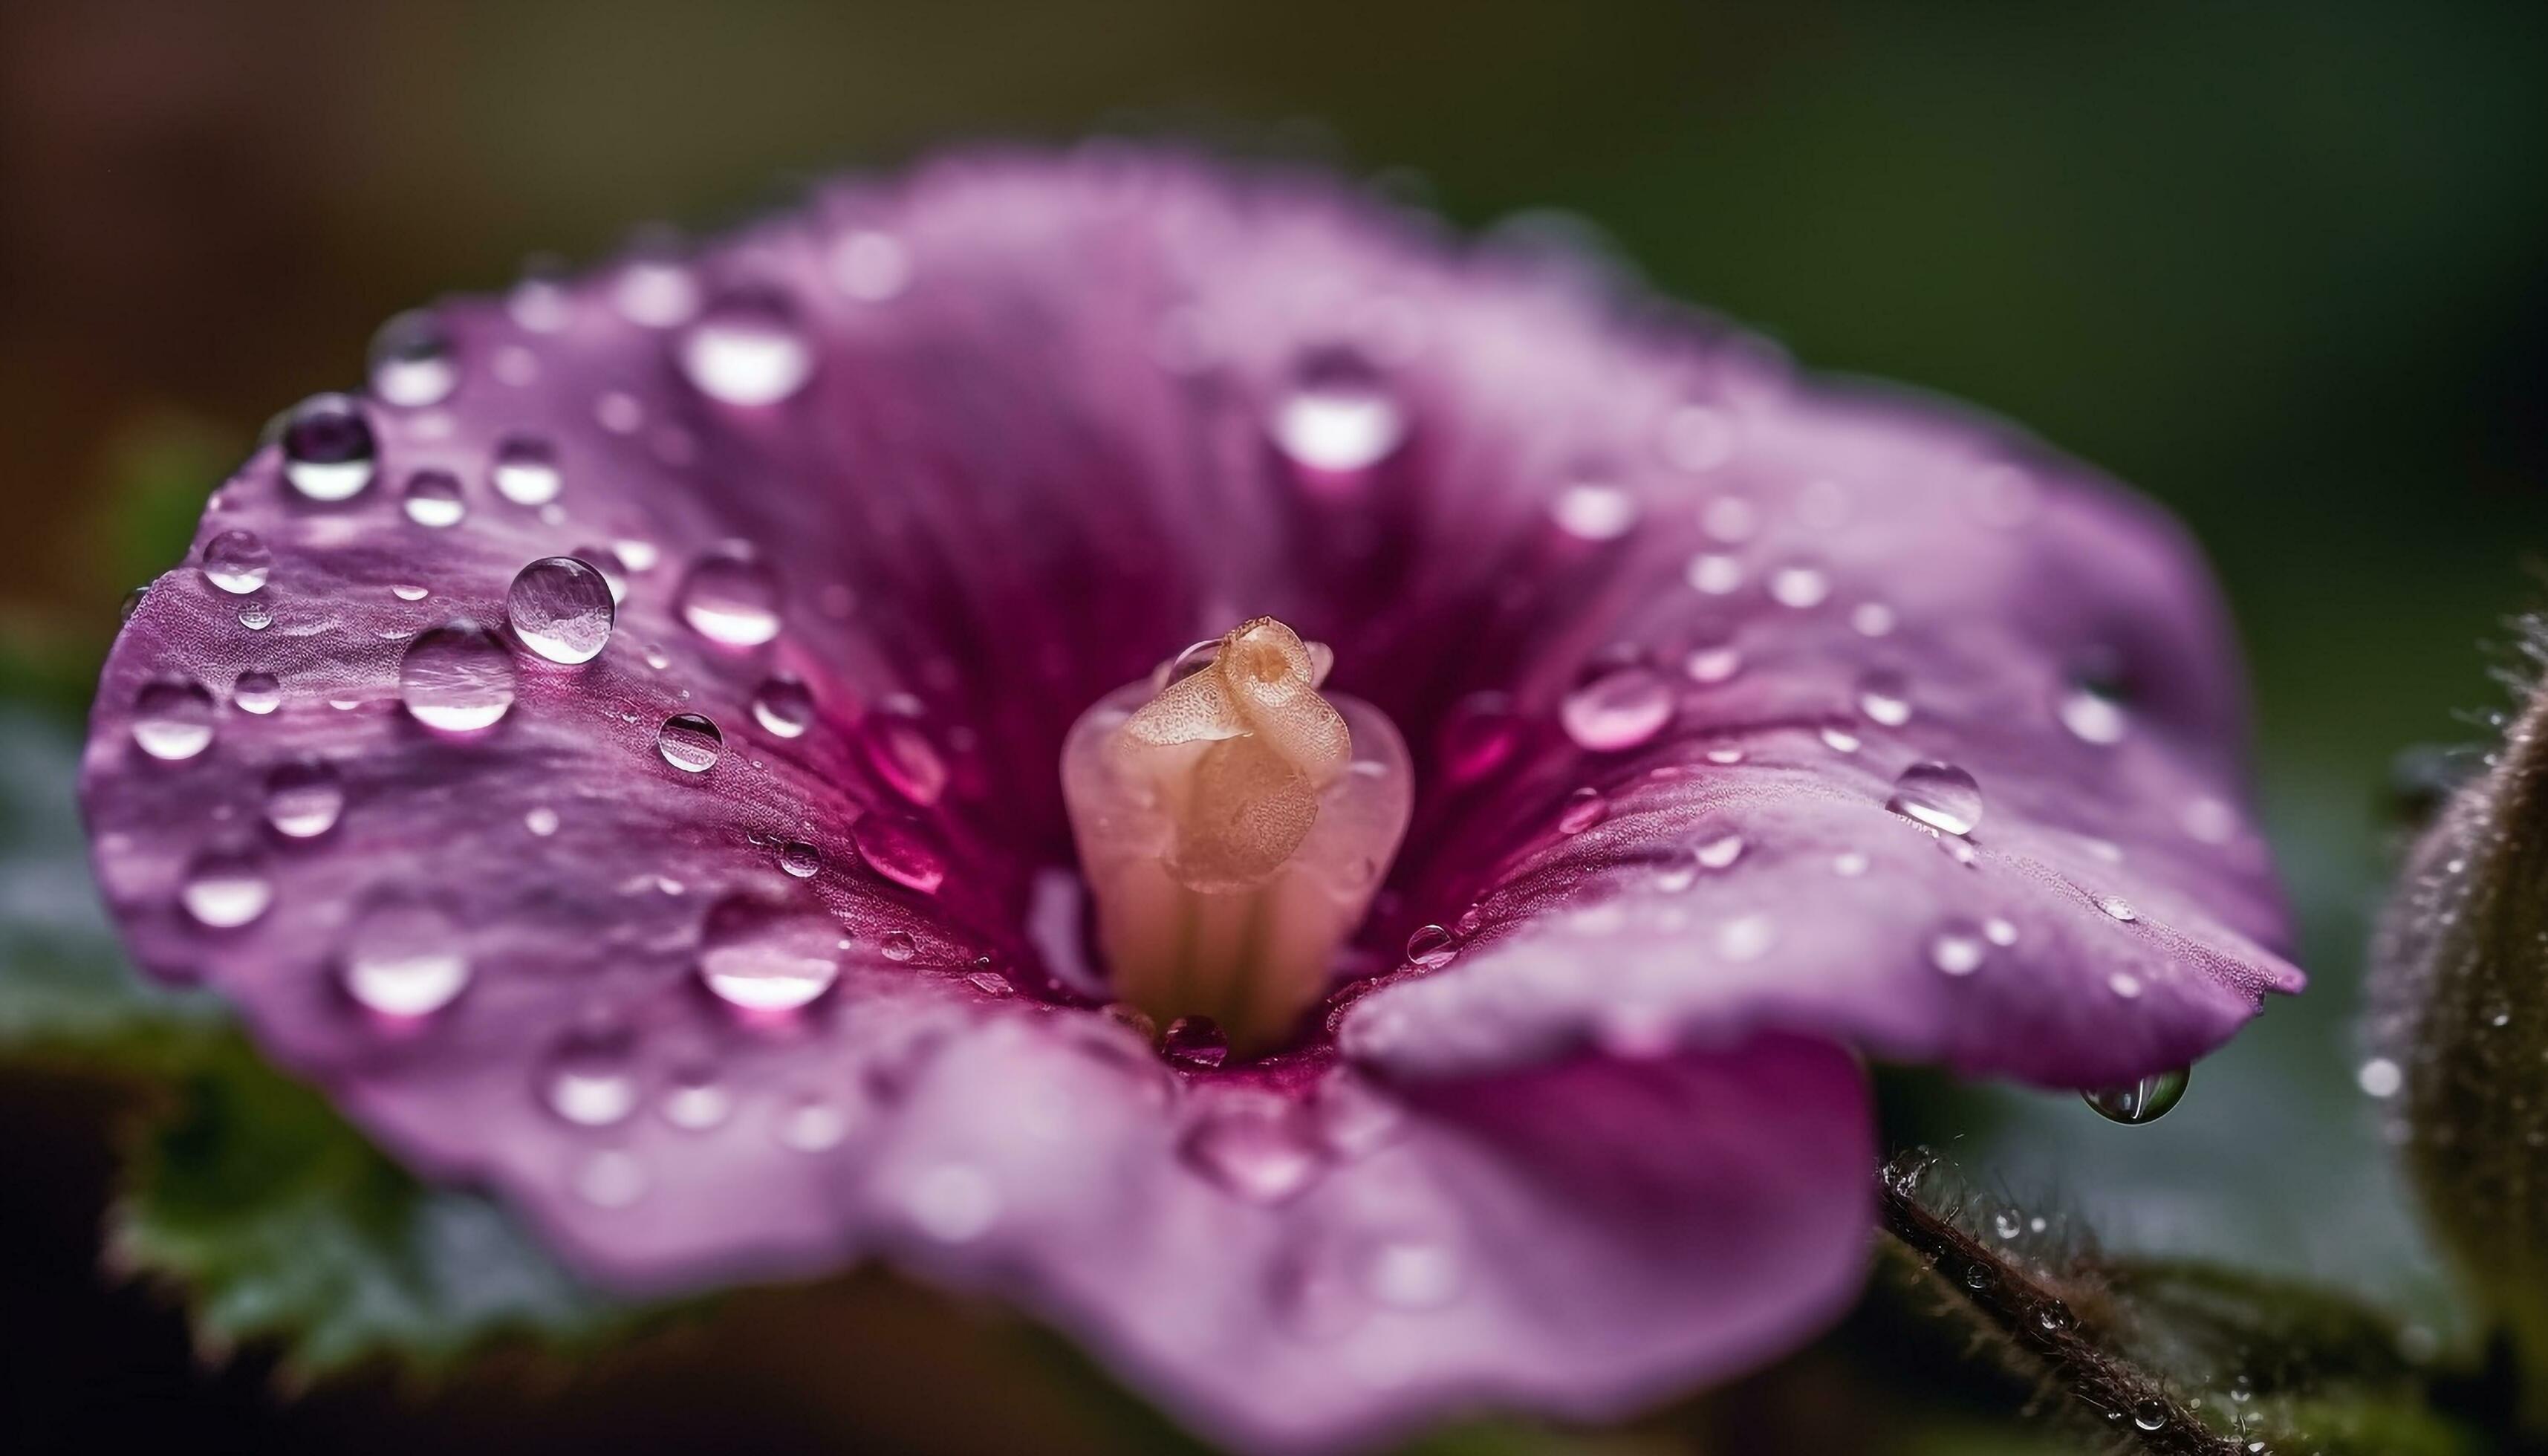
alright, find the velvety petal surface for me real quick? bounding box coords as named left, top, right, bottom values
left=81, top=147, right=2290, bottom=1449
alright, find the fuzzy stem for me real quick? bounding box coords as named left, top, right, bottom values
left=1878, top=1166, right=2242, bottom=1455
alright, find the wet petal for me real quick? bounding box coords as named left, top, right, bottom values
left=79, top=147, right=2291, bottom=1449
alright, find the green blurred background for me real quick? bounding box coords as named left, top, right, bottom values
left=1, top=1, right=2542, bottom=1450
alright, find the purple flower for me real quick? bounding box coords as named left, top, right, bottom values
left=78, top=149, right=2300, bottom=1451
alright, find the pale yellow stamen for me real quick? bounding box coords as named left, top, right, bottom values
left=1060, top=618, right=1411, bottom=1052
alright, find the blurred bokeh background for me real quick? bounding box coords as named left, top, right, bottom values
left=2, top=1, right=2542, bottom=1451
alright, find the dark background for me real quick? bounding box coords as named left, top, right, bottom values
left=1, top=2, right=2542, bottom=1451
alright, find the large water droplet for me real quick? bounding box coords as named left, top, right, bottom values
left=698, top=894, right=841, bottom=1012
left=200, top=530, right=272, bottom=594
left=181, top=848, right=272, bottom=929
left=507, top=556, right=615, bottom=664
left=657, top=712, right=724, bottom=773
left=543, top=1024, right=640, bottom=1126
left=680, top=291, right=814, bottom=406
left=398, top=623, right=517, bottom=732
left=402, top=469, right=467, bottom=527
left=1561, top=663, right=1673, bottom=752
left=368, top=310, right=458, bottom=408
left=132, top=677, right=218, bottom=761
left=856, top=813, right=945, bottom=893
left=490, top=435, right=562, bottom=506
left=1181, top=1096, right=1324, bottom=1203
left=339, top=903, right=469, bottom=1016
left=1887, top=762, right=1983, bottom=836
left=752, top=673, right=816, bottom=738
left=677, top=542, right=782, bottom=647
left=233, top=670, right=282, bottom=715
left=281, top=394, right=377, bottom=501
left=778, top=839, right=822, bottom=878
left=1271, top=354, right=1405, bottom=475
left=263, top=759, right=345, bottom=839
left=1558, top=787, right=1608, bottom=834
left=2083, top=1067, right=2189, bottom=1125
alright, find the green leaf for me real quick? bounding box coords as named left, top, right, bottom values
left=112, top=1033, right=635, bottom=1376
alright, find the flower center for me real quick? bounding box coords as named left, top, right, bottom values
left=1060, top=617, right=1412, bottom=1053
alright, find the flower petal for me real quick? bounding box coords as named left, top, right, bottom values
left=79, top=146, right=2290, bottom=1449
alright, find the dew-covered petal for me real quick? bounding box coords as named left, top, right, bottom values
left=79, top=146, right=2292, bottom=1449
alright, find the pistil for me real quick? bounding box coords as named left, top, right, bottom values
left=1060, top=618, right=1411, bottom=1053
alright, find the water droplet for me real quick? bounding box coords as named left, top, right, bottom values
left=1820, top=725, right=1862, bottom=754
left=398, top=623, right=516, bottom=732
left=2084, top=1067, right=2190, bottom=1125
left=1992, top=1209, right=2024, bottom=1240
left=656, top=712, right=724, bottom=773
left=905, top=1162, right=999, bottom=1243
left=1887, top=762, right=1983, bottom=836
left=1833, top=851, right=1871, bottom=877
left=1717, top=914, right=1776, bottom=961
left=1163, top=1015, right=1229, bottom=1070
left=1856, top=669, right=1912, bottom=728
left=507, top=556, right=615, bottom=664
left=490, top=435, right=562, bottom=506
left=660, top=1067, right=732, bottom=1131
left=262, top=759, right=344, bottom=839
left=2359, top=1056, right=2403, bottom=1099
left=1404, top=924, right=1457, bottom=969
left=237, top=601, right=273, bottom=631
left=1696, top=833, right=1745, bottom=870
left=855, top=813, right=944, bottom=893
left=1363, top=1237, right=1464, bottom=1310
left=1549, top=481, right=1638, bottom=541
left=200, top=530, right=272, bottom=594
left=1271, top=354, right=1404, bottom=475
left=752, top=673, right=816, bottom=738
left=1768, top=564, right=1830, bottom=609
left=2131, top=1400, right=2168, bottom=1433
left=614, top=244, right=700, bottom=327
left=339, top=903, right=469, bottom=1016
left=880, top=929, right=918, bottom=963
left=507, top=260, right=572, bottom=331
left=2097, top=895, right=2139, bottom=923
left=680, top=291, right=813, bottom=406
left=131, top=677, right=217, bottom=761
left=391, top=582, right=431, bottom=603
left=1558, top=787, right=1608, bottom=834
left=181, top=848, right=271, bottom=929
left=1439, top=692, right=1520, bottom=784
left=1684, top=552, right=1744, bottom=595
left=233, top=670, right=282, bottom=715
left=677, top=542, right=782, bottom=647
left=281, top=394, right=377, bottom=501
left=1928, top=923, right=1988, bottom=976
left=1181, top=1096, right=1324, bottom=1203
left=2059, top=685, right=2128, bottom=746
left=860, top=701, right=948, bottom=804
left=1561, top=663, right=1674, bottom=752
left=368, top=310, right=458, bottom=407
left=698, top=894, right=841, bottom=1013
left=2109, top=970, right=2144, bottom=999
left=832, top=228, right=912, bottom=300
left=779, top=1091, right=854, bottom=1150
left=401, top=469, right=467, bottom=527
left=525, top=806, right=559, bottom=836
left=543, top=1025, right=640, bottom=1126
left=1684, top=643, right=1742, bottom=684
left=2036, top=1300, right=2075, bottom=1334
